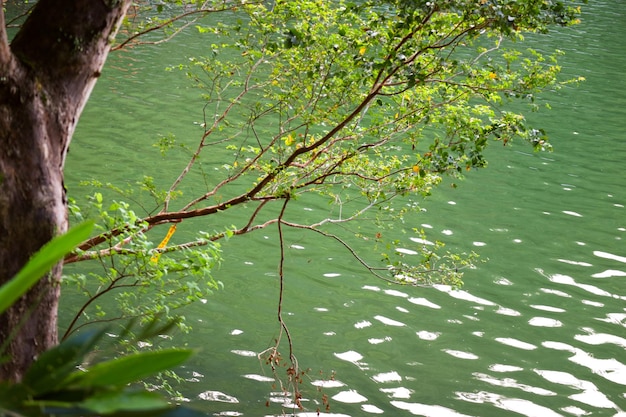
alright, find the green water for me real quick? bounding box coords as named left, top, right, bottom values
left=64, top=3, right=626, bottom=416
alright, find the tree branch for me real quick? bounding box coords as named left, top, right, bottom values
left=112, top=1, right=262, bottom=51
left=113, top=7, right=211, bottom=51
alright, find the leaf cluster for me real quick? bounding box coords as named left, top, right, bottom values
left=0, top=224, right=200, bottom=417
left=64, top=193, right=222, bottom=337
left=66, top=0, right=584, bottom=332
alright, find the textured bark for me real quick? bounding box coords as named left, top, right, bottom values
left=0, top=0, right=130, bottom=382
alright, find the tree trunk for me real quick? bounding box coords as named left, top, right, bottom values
left=0, top=0, right=130, bottom=382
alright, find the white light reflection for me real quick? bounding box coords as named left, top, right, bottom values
left=332, top=389, right=368, bottom=403
left=311, top=379, right=345, bottom=388
left=592, top=269, right=626, bottom=278
left=198, top=391, right=239, bottom=403
left=528, top=317, right=563, bottom=327
left=417, top=330, right=440, bottom=341
left=540, top=287, right=572, bottom=298
left=596, top=313, right=626, bottom=327
left=294, top=413, right=351, bottom=417
left=380, top=387, right=412, bottom=398
left=396, top=247, right=418, bottom=255
left=543, top=341, right=626, bottom=385
left=230, top=349, right=256, bottom=357
left=443, top=349, right=479, bottom=360
left=268, top=391, right=304, bottom=407
left=372, top=371, right=402, bottom=383
left=354, top=320, right=372, bottom=329
left=557, top=259, right=592, bottom=266
left=384, top=289, right=409, bottom=298
left=473, top=372, right=555, bottom=396
left=494, top=337, right=537, bottom=350
left=408, top=297, right=441, bottom=309
left=368, top=336, right=392, bottom=345
left=560, top=405, right=590, bottom=417
left=361, top=404, right=384, bottom=414
left=334, top=350, right=362, bottom=362
left=391, top=400, right=474, bottom=416
left=489, top=364, right=524, bottom=372
left=535, top=369, right=617, bottom=409
left=242, top=374, right=273, bottom=382
left=530, top=305, right=566, bottom=313
left=548, top=274, right=615, bottom=298
left=495, top=307, right=522, bottom=316
left=594, top=251, right=626, bottom=264
left=410, top=237, right=435, bottom=245
left=373, top=315, right=406, bottom=326
left=456, top=391, right=563, bottom=417
left=575, top=328, right=626, bottom=349
left=495, top=277, right=513, bottom=285
left=334, top=350, right=369, bottom=370
left=433, top=285, right=496, bottom=306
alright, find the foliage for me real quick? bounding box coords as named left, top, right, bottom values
left=0, top=223, right=200, bottom=417
left=86, top=0, right=585, bottom=286
left=61, top=0, right=583, bottom=411
left=63, top=192, right=222, bottom=338
left=0, top=223, right=93, bottom=317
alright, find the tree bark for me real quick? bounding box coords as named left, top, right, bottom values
left=0, top=0, right=130, bottom=382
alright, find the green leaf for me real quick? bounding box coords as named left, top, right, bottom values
left=80, top=390, right=170, bottom=414
left=0, top=221, right=94, bottom=315
left=135, top=315, right=182, bottom=341
left=63, top=349, right=194, bottom=389
left=22, top=328, right=107, bottom=395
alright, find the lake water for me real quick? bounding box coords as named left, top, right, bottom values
left=64, top=2, right=626, bottom=416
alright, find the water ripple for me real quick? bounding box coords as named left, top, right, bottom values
left=592, top=270, right=626, bottom=278
left=543, top=341, right=626, bottom=385
left=528, top=317, right=563, bottom=327
left=198, top=390, right=239, bottom=403
left=594, top=251, right=626, bottom=264
left=373, top=315, right=406, bottom=327
left=408, top=297, right=441, bottom=309
left=380, top=387, right=413, bottom=399
left=443, top=349, right=479, bottom=360
left=574, top=328, right=626, bottom=349
left=534, top=369, right=618, bottom=409
left=494, top=337, right=537, bottom=350
left=456, top=391, right=564, bottom=417
left=332, top=389, right=368, bottom=403
left=391, top=401, right=473, bottom=417
left=473, top=372, right=556, bottom=396
left=372, top=371, right=402, bottom=383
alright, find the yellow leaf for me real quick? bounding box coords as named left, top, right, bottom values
left=359, top=46, right=366, bottom=55
left=151, top=224, right=178, bottom=263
